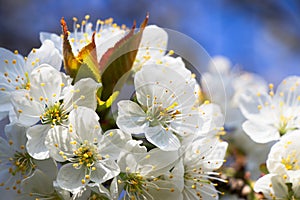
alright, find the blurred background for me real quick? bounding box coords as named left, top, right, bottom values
left=0, top=0, right=299, bottom=84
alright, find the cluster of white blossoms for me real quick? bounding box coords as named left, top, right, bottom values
left=2, top=14, right=297, bottom=200
left=0, top=15, right=228, bottom=200
left=238, top=75, right=300, bottom=199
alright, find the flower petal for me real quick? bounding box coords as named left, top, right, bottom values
left=242, top=120, right=279, bottom=143
left=145, top=126, right=180, bottom=151
left=11, top=90, right=44, bottom=126
left=45, top=126, right=76, bottom=162
left=116, top=100, right=148, bottom=134
left=29, top=64, right=63, bottom=105
left=5, top=123, right=27, bottom=151
left=26, top=40, right=61, bottom=72
left=68, top=107, right=101, bottom=142
left=100, top=129, right=132, bottom=160
left=90, top=160, right=120, bottom=183
left=40, top=32, right=63, bottom=56
left=57, top=163, right=86, bottom=191
left=26, top=125, right=51, bottom=160
left=274, top=76, right=300, bottom=107
left=0, top=47, right=26, bottom=79
left=254, top=174, right=288, bottom=199
left=135, top=64, right=196, bottom=109
left=0, top=137, right=13, bottom=160
left=63, top=78, right=100, bottom=111
left=21, top=169, right=54, bottom=195
left=239, top=88, right=274, bottom=124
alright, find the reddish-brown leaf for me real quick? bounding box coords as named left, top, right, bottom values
left=99, top=14, right=149, bottom=100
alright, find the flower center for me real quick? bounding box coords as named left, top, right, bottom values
left=41, top=102, right=68, bottom=125
left=146, top=101, right=180, bottom=128
left=120, top=172, right=145, bottom=194
left=9, top=151, right=35, bottom=176
left=281, top=150, right=300, bottom=171
left=73, top=142, right=99, bottom=168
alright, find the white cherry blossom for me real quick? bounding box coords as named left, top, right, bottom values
left=111, top=140, right=181, bottom=200
left=0, top=123, right=56, bottom=196
left=117, top=64, right=206, bottom=151
left=10, top=64, right=100, bottom=160
left=168, top=136, right=228, bottom=200
left=266, top=130, right=300, bottom=176
left=45, top=107, right=131, bottom=192
left=0, top=40, right=61, bottom=121
left=239, top=76, right=300, bottom=143
left=254, top=173, right=300, bottom=199
left=202, top=56, right=267, bottom=129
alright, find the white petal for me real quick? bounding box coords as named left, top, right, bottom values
left=199, top=103, right=224, bottom=132
left=57, top=163, right=86, bottom=191
left=11, top=90, right=43, bottom=126
left=0, top=48, right=26, bottom=78
left=34, top=158, right=58, bottom=180
left=26, top=125, right=51, bottom=160
left=95, top=29, right=125, bottom=61
left=116, top=100, right=148, bottom=134
left=45, top=126, right=76, bottom=162
left=88, top=183, right=111, bottom=199
left=63, top=78, right=100, bottom=111
left=145, top=180, right=183, bottom=200
left=267, top=130, right=300, bottom=174
left=0, top=137, right=13, bottom=159
left=5, top=123, right=27, bottom=151
left=68, top=107, right=101, bottom=142
left=184, top=179, right=218, bottom=200
left=21, top=169, right=54, bottom=195
left=274, top=76, right=300, bottom=107
left=239, top=88, right=274, bottom=123
left=90, top=160, right=120, bottom=183
left=135, top=64, right=196, bottom=109
left=166, top=159, right=185, bottom=191
left=136, top=25, right=167, bottom=62
left=145, top=126, right=180, bottom=151
left=40, top=32, right=63, bottom=55
left=204, top=140, right=228, bottom=170
left=100, top=129, right=132, bottom=160
left=254, top=174, right=288, bottom=199
left=242, top=120, right=280, bottom=143
left=0, top=92, right=11, bottom=118
left=26, top=40, right=61, bottom=71
left=138, top=148, right=179, bottom=177
left=29, top=64, right=63, bottom=105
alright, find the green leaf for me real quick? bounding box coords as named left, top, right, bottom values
left=99, top=14, right=149, bottom=101
left=97, top=91, right=119, bottom=112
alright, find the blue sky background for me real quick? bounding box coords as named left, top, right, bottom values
left=0, top=0, right=299, bottom=84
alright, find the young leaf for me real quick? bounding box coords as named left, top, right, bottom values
left=61, top=18, right=100, bottom=82
left=74, top=33, right=101, bottom=82
left=61, top=18, right=81, bottom=79
left=99, top=14, right=149, bottom=101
